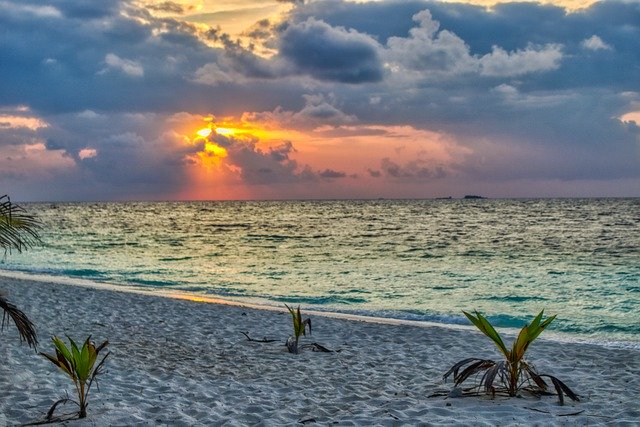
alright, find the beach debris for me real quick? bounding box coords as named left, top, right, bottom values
left=448, top=387, right=463, bottom=398
left=241, top=331, right=278, bottom=343
left=40, top=335, right=110, bottom=420
left=285, top=304, right=312, bottom=354
left=524, top=407, right=586, bottom=417
left=443, top=310, right=579, bottom=405
left=304, top=342, right=333, bottom=352
left=0, top=195, right=41, bottom=348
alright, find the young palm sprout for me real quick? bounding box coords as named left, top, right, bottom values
left=444, top=310, right=579, bottom=405
left=41, top=336, right=109, bottom=419
left=285, top=304, right=311, bottom=354
left=0, top=195, right=40, bottom=348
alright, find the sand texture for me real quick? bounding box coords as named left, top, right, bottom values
left=1, top=275, right=639, bottom=426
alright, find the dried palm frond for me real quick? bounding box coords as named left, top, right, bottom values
left=0, top=293, right=38, bottom=348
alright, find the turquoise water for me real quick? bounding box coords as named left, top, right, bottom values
left=2, top=199, right=639, bottom=345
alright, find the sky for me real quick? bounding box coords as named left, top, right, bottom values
left=1, top=0, right=639, bottom=201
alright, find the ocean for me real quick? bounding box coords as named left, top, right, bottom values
left=2, top=199, right=639, bottom=347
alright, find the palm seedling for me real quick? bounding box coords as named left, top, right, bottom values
left=285, top=304, right=311, bottom=354
left=41, top=336, right=109, bottom=419
left=444, top=310, right=579, bottom=405
left=0, top=195, right=40, bottom=348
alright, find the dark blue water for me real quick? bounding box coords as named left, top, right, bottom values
left=2, top=199, right=639, bottom=344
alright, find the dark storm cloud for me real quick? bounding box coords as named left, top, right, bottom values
left=278, top=17, right=384, bottom=83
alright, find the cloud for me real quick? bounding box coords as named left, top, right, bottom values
left=386, top=10, right=476, bottom=75
left=215, top=135, right=316, bottom=185
left=103, top=53, right=145, bottom=77
left=386, top=10, right=563, bottom=78
left=367, top=169, right=381, bottom=178
left=191, top=63, right=241, bottom=86
left=278, top=17, right=384, bottom=83
left=379, top=157, right=447, bottom=180
left=581, top=35, right=612, bottom=51
left=244, top=93, right=357, bottom=129
left=0, top=2, right=62, bottom=18
left=1, top=0, right=640, bottom=199
left=146, top=1, right=192, bottom=15
left=478, top=44, right=563, bottom=77
left=319, top=169, right=346, bottom=179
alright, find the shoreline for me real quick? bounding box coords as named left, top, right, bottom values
left=1, top=269, right=638, bottom=351
left=1, top=275, right=639, bottom=425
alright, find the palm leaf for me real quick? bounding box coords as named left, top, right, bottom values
left=0, top=196, right=40, bottom=347
left=511, top=325, right=530, bottom=362
left=540, top=374, right=579, bottom=405
left=522, top=363, right=547, bottom=390
left=53, top=336, right=74, bottom=365
left=0, top=294, right=38, bottom=348
left=0, top=195, right=41, bottom=254
left=41, top=336, right=110, bottom=419
left=463, top=311, right=508, bottom=357
left=527, top=311, right=556, bottom=343
left=447, top=310, right=576, bottom=405
left=443, top=357, right=480, bottom=381
left=481, top=361, right=504, bottom=393
left=444, top=358, right=495, bottom=385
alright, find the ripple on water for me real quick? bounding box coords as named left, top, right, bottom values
left=6, top=198, right=639, bottom=344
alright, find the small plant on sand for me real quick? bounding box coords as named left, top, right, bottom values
left=41, top=336, right=109, bottom=420
left=285, top=304, right=311, bottom=354
left=444, top=310, right=579, bottom=405
left=0, top=195, right=40, bottom=348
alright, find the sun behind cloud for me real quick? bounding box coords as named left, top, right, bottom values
left=196, top=128, right=212, bottom=138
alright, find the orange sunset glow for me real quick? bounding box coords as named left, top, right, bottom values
left=2, top=0, right=638, bottom=201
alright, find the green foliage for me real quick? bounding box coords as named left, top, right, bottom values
left=0, top=195, right=40, bottom=347
left=0, top=195, right=41, bottom=255
left=41, top=336, right=109, bottom=419
left=444, top=310, right=579, bottom=405
left=285, top=304, right=311, bottom=354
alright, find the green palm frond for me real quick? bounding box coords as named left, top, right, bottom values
left=0, top=195, right=41, bottom=347
left=285, top=304, right=312, bottom=354
left=0, top=195, right=41, bottom=255
left=41, top=336, right=109, bottom=419
left=463, top=310, right=508, bottom=357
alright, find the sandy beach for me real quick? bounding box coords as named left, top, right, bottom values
left=1, top=275, right=638, bottom=426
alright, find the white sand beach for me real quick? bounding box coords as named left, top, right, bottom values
left=1, top=274, right=639, bottom=426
